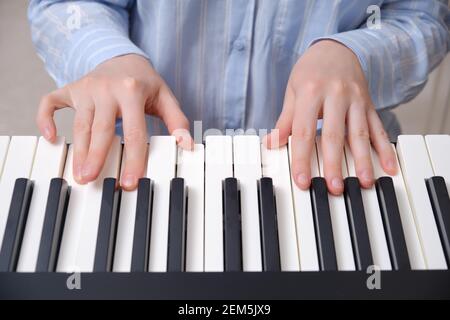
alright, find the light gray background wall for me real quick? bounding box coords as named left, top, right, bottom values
left=0, top=0, right=73, bottom=139
left=1, top=0, right=449, bottom=143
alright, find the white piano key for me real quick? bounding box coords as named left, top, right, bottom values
left=113, top=190, right=137, bottom=272
left=57, top=138, right=122, bottom=272
left=204, top=136, right=233, bottom=272
left=147, top=136, right=177, bottom=272
left=344, top=143, right=391, bottom=270
left=17, top=137, right=67, bottom=272
left=57, top=146, right=83, bottom=272
left=397, top=135, right=447, bottom=269
left=261, top=144, right=300, bottom=271
left=425, top=135, right=450, bottom=189
left=0, top=136, right=10, bottom=180
left=288, top=136, right=320, bottom=271
left=372, top=144, right=426, bottom=270
left=316, top=137, right=355, bottom=271
left=233, top=135, right=262, bottom=272
left=113, top=145, right=148, bottom=272
left=177, top=144, right=205, bottom=272
left=75, top=137, right=122, bottom=272
left=0, top=136, right=37, bottom=250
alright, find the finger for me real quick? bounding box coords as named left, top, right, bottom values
left=367, top=108, right=397, bottom=175
left=121, top=100, right=148, bottom=191
left=321, top=98, right=347, bottom=195
left=72, top=107, right=94, bottom=183
left=347, top=104, right=373, bottom=188
left=264, top=87, right=295, bottom=149
left=36, top=87, right=72, bottom=142
left=156, top=87, right=193, bottom=150
left=81, top=101, right=117, bottom=183
left=291, top=96, right=321, bottom=190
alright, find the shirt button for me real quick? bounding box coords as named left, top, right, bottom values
left=233, top=40, right=246, bottom=51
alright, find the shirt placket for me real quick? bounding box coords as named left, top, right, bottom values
left=222, top=0, right=256, bottom=130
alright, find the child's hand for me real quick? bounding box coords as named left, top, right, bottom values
left=37, top=54, right=193, bottom=191
left=265, top=40, right=397, bottom=196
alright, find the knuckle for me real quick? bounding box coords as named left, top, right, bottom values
left=301, top=80, right=321, bottom=96
left=124, top=126, right=147, bottom=145
left=39, top=94, right=51, bottom=108
left=322, top=131, right=344, bottom=144
left=123, top=77, right=138, bottom=89
left=122, top=77, right=143, bottom=93
left=92, top=119, right=115, bottom=133
left=350, top=128, right=370, bottom=141
left=377, top=128, right=389, bottom=141
left=73, top=118, right=92, bottom=134
left=330, top=80, right=348, bottom=95
left=294, top=127, right=315, bottom=143
left=350, top=83, right=365, bottom=99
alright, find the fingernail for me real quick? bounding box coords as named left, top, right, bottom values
left=122, top=174, right=136, bottom=189
left=262, top=135, right=270, bottom=147
left=332, top=178, right=343, bottom=190
left=75, top=165, right=83, bottom=181
left=44, top=126, right=52, bottom=140
left=387, top=160, right=396, bottom=171
left=361, top=170, right=372, bottom=183
left=297, top=173, right=309, bottom=186
left=81, top=166, right=92, bottom=179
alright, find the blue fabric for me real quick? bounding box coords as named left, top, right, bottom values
left=29, top=0, right=450, bottom=136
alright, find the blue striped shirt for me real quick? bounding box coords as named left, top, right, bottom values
left=28, top=0, right=450, bottom=136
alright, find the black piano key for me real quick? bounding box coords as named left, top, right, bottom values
left=94, top=178, right=121, bottom=272
left=310, top=177, right=337, bottom=271
left=167, top=178, right=187, bottom=272
left=131, top=178, right=153, bottom=272
left=344, top=177, right=373, bottom=271
left=36, top=178, right=70, bottom=272
left=376, top=177, right=411, bottom=270
left=223, top=178, right=242, bottom=272
left=0, top=178, right=34, bottom=272
left=426, top=176, right=450, bottom=265
left=257, top=178, right=281, bottom=271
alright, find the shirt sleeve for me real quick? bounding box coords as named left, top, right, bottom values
left=310, top=0, right=450, bottom=110
left=28, top=0, right=149, bottom=87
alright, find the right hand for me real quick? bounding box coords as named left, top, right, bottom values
left=37, top=54, right=193, bottom=191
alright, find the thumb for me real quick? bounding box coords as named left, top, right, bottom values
left=157, top=86, right=193, bottom=150
left=263, top=88, right=295, bottom=149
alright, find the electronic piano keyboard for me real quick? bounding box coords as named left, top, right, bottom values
left=0, top=134, right=449, bottom=299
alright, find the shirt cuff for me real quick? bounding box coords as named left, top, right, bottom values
left=63, top=27, right=149, bottom=86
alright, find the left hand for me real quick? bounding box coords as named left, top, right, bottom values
left=264, top=40, right=397, bottom=195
